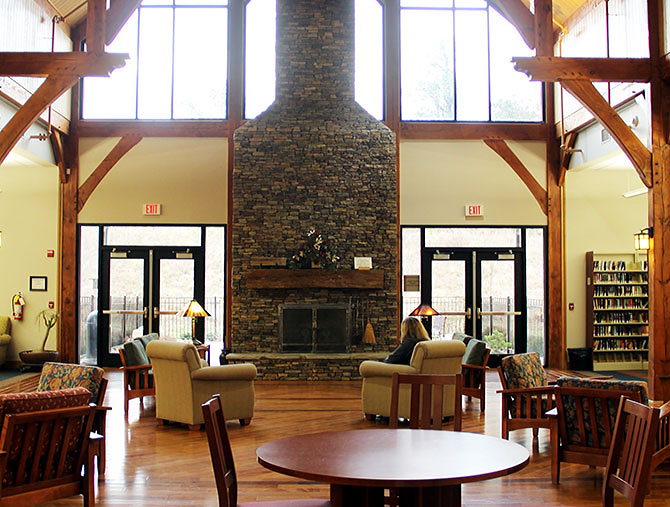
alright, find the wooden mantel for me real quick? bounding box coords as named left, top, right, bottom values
left=245, top=269, right=385, bottom=289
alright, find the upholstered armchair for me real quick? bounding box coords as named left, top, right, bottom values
left=359, top=340, right=466, bottom=421
left=146, top=340, right=257, bottom=429
left=549, top=376, right=648, bottom=484
left=497, top=352, right=556, bottom=442
left=0, top=316, right=12, bottom=367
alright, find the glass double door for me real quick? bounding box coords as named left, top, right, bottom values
left=421, top=248, right=526, bottom=354
left=99, top=246, right=204, bottom=366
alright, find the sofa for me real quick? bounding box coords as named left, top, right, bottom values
left=359, top=339, right=466, bottom=420
left=0, top=316, right=12, bottom=367
left=146, top=340, right=257, bottom=429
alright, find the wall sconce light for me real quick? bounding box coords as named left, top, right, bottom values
left=634, top=227, right=653, bottom=251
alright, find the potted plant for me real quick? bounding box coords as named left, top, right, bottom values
left=19, top=309, right=60, bottom=365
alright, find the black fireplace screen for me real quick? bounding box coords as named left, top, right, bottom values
left=279, top=304, right=350, bottom=352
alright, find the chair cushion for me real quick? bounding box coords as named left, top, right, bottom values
left=37, top=362, right=104, bottom=403
left=123, top=340, right=151, bottom=366
left=452, top=332, right=473, bottom=345
left=462, top=338, right=487, bottom=366
left=500, top=352, right=546, bottom=388
left=0, top=316, right=10, bottom=335
left=137, top=333, right=160, bottom=350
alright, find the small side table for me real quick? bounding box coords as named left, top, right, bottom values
left=196, top=344, right=210, bottom=365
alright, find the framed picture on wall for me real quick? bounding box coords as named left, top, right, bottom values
left=29, top=276, right=47, bottom=291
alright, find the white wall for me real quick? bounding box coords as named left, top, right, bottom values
left=400, top=140, right=547, bottom=225
left=565, top=167, right=648, bottom=348
left=78, top=138, right=228, bottom=224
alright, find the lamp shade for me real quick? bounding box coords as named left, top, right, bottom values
left=409, top=303, right=440, bottom=317
left=181, top=299, right=210, bottom=318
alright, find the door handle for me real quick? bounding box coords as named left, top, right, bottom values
left=102, top=308, right=147, bottom=318
left=153, top=307, right=179, bottom=317
left=438, top=308, right=472, bottom=319
left=477, top=308, right=521, bottom=318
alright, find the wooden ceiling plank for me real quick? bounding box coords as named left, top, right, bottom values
left=561, top=79, right=652, bottom=187
left=86, top=0, right=106, bottom=54
left=513, top=56, right=651, bottom=83
left=77, top=134, right=143, bottom=212
left=0, top=75, right=77, bottom=166
left=489, top=0, right=535, bottom=50
left=50, top=129, right=67, bottom=183
left=483, top=138, right=548, bottom=216
left=0, top=52, right=128, bottom=78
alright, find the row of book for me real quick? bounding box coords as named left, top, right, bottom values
left=594, top=272, right=648, bottom=283
left=594, top=338, right=648, bottom=351
left=593, top=260, right=648, bottom=271
left=594, top=311, right=648, bottom=323
left=594, top=285, right=648, bottom=296
left=594, top=324, right=649, bottom=336
left=593, top=298, right=648, bottom=310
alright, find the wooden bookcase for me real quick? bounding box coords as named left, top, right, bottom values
left=586, top=252, right=649, bottom=371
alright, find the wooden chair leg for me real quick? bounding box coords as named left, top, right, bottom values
left=550, top=421, right=559, bottom=484
left=480, top=386, right=486, bottom=413
left=124, top=395, right=129, bottom=415
left=84, top=443, right=96, bottom=507
left=239, top=418, right=251, bottom=426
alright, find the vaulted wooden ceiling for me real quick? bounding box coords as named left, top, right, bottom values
left=47, top=0, right=589, bottom=32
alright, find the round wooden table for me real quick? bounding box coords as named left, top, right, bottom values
left=257, top=429, right=530, bottom=507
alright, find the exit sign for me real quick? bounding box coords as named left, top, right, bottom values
left=465, top=204, right=483, bottom=217
left=144, top=203, right=161, bottom=216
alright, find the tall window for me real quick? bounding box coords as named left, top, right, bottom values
left=355, top=0, right=384, bottom=120
left=82, top=0, right=228, bottom=120
left=244, top=0, right=276, bottom=119
left=400, top=0, right=543, bottom=122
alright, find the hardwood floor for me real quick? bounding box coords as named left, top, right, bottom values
left=44, top=370, right=670, bottom=506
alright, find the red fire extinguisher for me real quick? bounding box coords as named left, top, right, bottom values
left=12, top=292, right=25, bottom=320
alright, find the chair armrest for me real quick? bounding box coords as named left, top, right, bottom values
left=359, top=360, right=416, bottom=378
left=0, top=334, right=10, bottom=346
left=462, top=363, right=487, bottom=372
left=496, top=386, right=556, bottom=396
left=191, top=363, right=257, bottom=381
left=122, top=364, right=152, bottom=372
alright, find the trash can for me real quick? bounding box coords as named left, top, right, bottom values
left=567, top=347, right=593, bottom=371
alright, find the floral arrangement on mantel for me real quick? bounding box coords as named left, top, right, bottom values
left=287, top=229, right=341, bottom=269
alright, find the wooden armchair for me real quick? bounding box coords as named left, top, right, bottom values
left=548, top=377, right=648, bottom=484
left=652, top=400, right=670, bottom=472
left=119, top=345, right=155, bottom=414
left=603, top=398, right=659, bottom=507
left=497, top=352, right=556, bottom=442
left=462, top=342, right=490, bottom=413
left=0, top=388, right=99, bottom=506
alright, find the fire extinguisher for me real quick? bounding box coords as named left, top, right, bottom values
left=12, top=292, right=25, bottom=320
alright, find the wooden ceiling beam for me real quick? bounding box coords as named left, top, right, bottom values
left=0, top=52, right=127, bottom=78
left=86, top=0, right=106, bottom=54
left=488, top=0, right=535, bottom=50
left=399, top=121, right=545, bottom=141
left=74, top=0, right=142, bottom=46
left=484, top=139, right=548, bottom=216
left=514, top=56, right=651, bottom=83
left=77, top=135, right=143, bottom=212
left=561, top=79, right=652, bottom=187
left=0, top=75, right=78, bottom=166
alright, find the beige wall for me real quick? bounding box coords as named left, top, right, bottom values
left=400, top=140, right=547, bottom=225
left=565, top=167, right=648, bottom=349
left=0, top=151, right=60, bottom=360
left=78, top=138, right=228, bottom=224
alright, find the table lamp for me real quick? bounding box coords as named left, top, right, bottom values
left=181, top=299, right=210, bottom=345
left=409, top=303, right=440, bottom=335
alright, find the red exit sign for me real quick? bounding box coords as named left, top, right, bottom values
left=144, top=203, right=161, bottom=216
left=465, top=204, right=483, bottom=217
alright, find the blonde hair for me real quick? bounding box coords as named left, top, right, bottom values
left=401, top=317, right=430, bottom=341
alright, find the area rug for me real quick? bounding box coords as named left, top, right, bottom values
left=0, top=372, right=40, bottom=393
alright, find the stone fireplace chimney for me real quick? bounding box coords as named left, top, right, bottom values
left=231, top=0, right=398, bottom=379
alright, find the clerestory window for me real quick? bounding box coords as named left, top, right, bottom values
left=82, top=0, right=228, bottom=120
left=400, top=0, right=543, bottom=122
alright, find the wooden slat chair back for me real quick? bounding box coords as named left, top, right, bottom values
left=551, top=385, right=642, bottom=484
left=0, top=404, right=98, bottom=506
left=462, top=348, right=490, bottom=412
left=389, top=373, right=463, bottom=431
left=118, top=347, right=155, bottom=414
left=202, top=395, right=330, bottom=507
left=603, top=398, right=659, bottom=507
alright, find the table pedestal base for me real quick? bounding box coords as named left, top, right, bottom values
left=330, top=484, right=461, bottom=507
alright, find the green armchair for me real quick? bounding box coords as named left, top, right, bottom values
left=0, top=316, right=12, bottom=367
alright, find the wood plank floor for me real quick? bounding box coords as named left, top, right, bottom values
left=44, top=370, right=670, bottom=506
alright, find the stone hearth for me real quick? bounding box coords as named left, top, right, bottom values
left=230, top=0, right=398, bottom=379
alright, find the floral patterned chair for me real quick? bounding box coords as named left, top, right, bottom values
left=549, top=376, right=648, bottom=484
left=0, top=387, right=99, bottom=505
left=497, top=352, right=556, bottom=443
left=36, top=362, right=110, bottom=475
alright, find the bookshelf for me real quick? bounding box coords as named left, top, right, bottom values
left=586, top=252, right=648, bottom=371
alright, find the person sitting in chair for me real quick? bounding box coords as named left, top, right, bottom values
left=382, top=317, right=430, bottom=365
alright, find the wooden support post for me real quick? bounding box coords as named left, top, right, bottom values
left=86, top=0, right=106, bottom=54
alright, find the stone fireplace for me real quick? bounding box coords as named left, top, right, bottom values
left=228, top=0, right=397, bottom=380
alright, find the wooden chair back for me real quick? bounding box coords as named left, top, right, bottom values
left=389, top=373, right=463, bottom=431
left=202, top=394, right=238, bottom=507
left=603, top=398, right=659, bottom=507
left=0, top=404, right=97, bottom=505
left=118, top=346, right=155, bottom=414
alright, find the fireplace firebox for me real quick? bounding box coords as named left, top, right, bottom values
left=279, top=304, right=351, bottom=353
